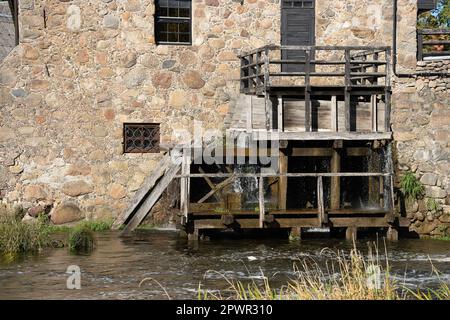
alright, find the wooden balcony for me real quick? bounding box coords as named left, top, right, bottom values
left=235, top=45, right=392, bottom=141
left=417, top=29, right=450, bottom=61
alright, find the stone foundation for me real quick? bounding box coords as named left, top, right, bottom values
left=392, top=59, right=450, bottom=237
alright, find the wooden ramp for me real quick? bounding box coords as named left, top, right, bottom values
left=112, top=148, right=184, bottom=235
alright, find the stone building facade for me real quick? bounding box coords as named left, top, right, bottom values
left=0, top=0, right=448, bottom=236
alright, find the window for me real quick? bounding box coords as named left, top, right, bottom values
left=123, top=123, right=160, bottom=153
left=155, top=0, right=192, bottom=45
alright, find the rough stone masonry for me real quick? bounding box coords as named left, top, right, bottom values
left=0, top=0, right=448, bottom=236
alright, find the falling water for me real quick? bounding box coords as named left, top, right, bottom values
left=233, top=164, right=260, bottom=209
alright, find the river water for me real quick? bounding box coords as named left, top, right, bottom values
left=0, top=230, right=449, bottom=299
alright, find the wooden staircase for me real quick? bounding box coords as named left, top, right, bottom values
left=112, top=148, right=184, bottom=234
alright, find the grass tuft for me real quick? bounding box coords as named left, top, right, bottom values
left=68, top=225, right=95, bottom=253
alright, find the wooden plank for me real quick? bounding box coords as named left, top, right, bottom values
left=121, top=155, right=183, bottom=235
left=258, top=176, right=265, bottom=228
left=194, top=218, right=320, bottom=229
left=112, top=152, right=174, bottom=230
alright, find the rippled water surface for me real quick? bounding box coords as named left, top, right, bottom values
left=0, top=230, right=449, bottom=299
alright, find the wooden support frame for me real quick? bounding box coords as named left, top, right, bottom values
left=371, top=94, right=378, bottom=132
left=258, top=175, right=265, bottom=228
left=278, top=147, right=288, bottom=210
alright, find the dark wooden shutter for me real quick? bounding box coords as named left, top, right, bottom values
left=281, top=0, right=315, bottom=72
left=418, top=0, right=437, bottom=11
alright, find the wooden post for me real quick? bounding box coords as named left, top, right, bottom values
left=386, top=226, right=398, bottom=241
left=180, top=148, right=191, bottom=222
left=371, top=95, right=378, bottom=132
left=330, top=146, right=341, bottom=210
left=344, top=49, right=351, bottom=132
left=345, top=226, right=357, bottom=241
left=278, top=148, right=288, bottom=210
left=417, top=30, right=423, bottom=61
left=331, top=95, right=338, bottom=132
left=317, top=176, right=326, bottom=225
left=258, top=175, right=265, bottom=228
left=277, top=96, right=284, bottom=132
left=290, top=227, right=302, bottom=240
left=379, top=175, right=384, bottom=208
left=384, top=48, right=391, bottom=132
left=305, top=51, right=311, bottom=132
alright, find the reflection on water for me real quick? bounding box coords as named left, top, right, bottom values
left=0, top=230, right=449, bottom=299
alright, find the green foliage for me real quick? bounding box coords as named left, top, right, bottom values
left=0, top=215, right=51, bottom=254
left=80, top=219, right=113, bottom=232
left=418, top=0, right=450, bottom=29
left=426, top=198, right=441, bottom=212
left=400, top=172, right=424, bottom=200
left=68, top=225, right=95, bottom=253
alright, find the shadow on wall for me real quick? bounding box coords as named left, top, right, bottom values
left=0, top=0, right=17, bottom=61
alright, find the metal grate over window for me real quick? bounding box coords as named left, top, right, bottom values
left=123, top=123, right=160, bottom=153
left=155, top=0, right=192, bottom=45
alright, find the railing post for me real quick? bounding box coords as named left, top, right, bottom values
left=256, top=50, right=262, bottom=89
left=264, top=47, right=271, bottom=130
left=344, top=48, right=351, bottom=132
left=384, top=47, right=391, bottom=132
left=417, top=30, right=423, bottom=61
left=304, top=50, right=311, bottom=132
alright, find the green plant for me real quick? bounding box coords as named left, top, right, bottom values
left=68, top=225, right=95, bottom=253
left=0, top=215, right=51, bottom=254
left=80, top=219, right=113, bottom=232
left=400, top=172, right=424, bottom=200
left=426, top=198, right=441, bottom=212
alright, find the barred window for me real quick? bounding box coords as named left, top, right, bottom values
left=123, top=124, right=160, bottom=153
left=155, top=0, right=192, bottom=45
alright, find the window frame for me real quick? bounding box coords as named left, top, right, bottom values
left=123, top=123, right=161, bottom=154
left=154, top=0, right=192, bottom=46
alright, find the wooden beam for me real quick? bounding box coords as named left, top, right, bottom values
left=345, top=226, right=358, bottom=241
left=252, top=131, right=392, bottom=141
left=371, top=95, right=378, bottom=132
left=197, top=176, right=234, bottom=203
left=331, top=95, right=338, bottom=132
left=198, top=167, right=223, bottom=202
left=278, top=149, right=288, bottom=210
left=258, top=176, right=265, bottom=228
left=180, top=149, right=191, bottom=220
left=344, top=49, right=351, bottom=132
left=277, top=96, right=284, bottom=132
left=330, top=147, right=341, bottom=210
left=317, top=176, right=326, bottom=225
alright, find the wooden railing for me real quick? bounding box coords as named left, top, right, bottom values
left=417, top=29, right=450, bottom=61
left=238, top=45, right=392, bottom=133
left=239, top=45, right=391, bottom=95
left=176, top=171, right=395, bottom=228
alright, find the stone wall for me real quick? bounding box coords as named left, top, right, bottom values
left=0, top=0, right=280, bottom=223
left=392, top=60, right=450, bottom=237
left=0, top=1, right=16, bottom=61
left=1, top=0, right=443, bottom=233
